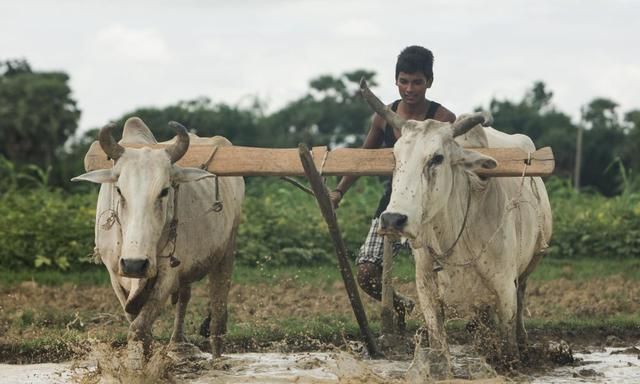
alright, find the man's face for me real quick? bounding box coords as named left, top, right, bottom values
left=396, top=72, right=433, bottom=106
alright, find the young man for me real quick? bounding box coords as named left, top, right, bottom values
left=330, top=46, right=456, bottom=328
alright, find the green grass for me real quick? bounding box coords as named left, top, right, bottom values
left=0, top=256, right=636, bottom=288
left=232, top=252, right=416, bottom=286
left=0, top=268, right=109, bottom=287
left=531, top=257, right=640, bottom=281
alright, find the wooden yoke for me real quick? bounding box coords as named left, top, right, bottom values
left=83, top=141, right=555, bottom=177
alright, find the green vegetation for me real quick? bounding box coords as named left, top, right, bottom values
left=2, top=167, right=639, bottom=271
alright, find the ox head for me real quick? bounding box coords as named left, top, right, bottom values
left=72, top=119, right=214, bottom=279
left=360, top=79, right=498, bottom=241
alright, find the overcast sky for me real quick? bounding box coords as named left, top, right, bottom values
left=1, top=0, right=638, bottom=134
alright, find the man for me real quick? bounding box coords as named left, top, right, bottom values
left=330, top=46, right=456, bottom=328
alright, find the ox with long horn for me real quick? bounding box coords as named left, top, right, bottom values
left=451, top=112, right=493, bottom=137
left=359, top=77, right=407, bottom=131
left=166, top=121, right=190, bottom=163
left=99, top=123, right=125, bottom=160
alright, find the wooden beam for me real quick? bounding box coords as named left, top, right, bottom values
left=83, top=141, right=555, bottom=177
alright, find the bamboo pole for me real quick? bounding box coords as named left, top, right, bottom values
left=298, top=144, right=381, bottom=358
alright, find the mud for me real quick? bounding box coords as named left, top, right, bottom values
left=1, top=274, right=639, bottom=382
left=3, top=344, right=639, bottom=383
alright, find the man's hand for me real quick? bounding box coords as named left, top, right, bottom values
left=329, top=190, right=343, bottom=209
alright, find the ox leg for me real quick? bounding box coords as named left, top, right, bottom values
left=208, top=251, right=235, bottom=358
left=127, top=303, right=162, bottom=370
left=516, top=277, right=528, bottom=350
left=407, top=249, right=452, bottom=381
left=494, top=282, right=520, bottom=366
left=170, top=284, right=191, bottom=344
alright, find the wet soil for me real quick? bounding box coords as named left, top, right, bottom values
left=0, top=273, right=639, bottom=381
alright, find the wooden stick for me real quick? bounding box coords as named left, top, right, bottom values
left=279, top=176, right=314, bottom=196
left=380, top=236, right=395, bottom=335
left=83, top=142, right=555, bottom=177
left=298, top=144, right=381, bottom=358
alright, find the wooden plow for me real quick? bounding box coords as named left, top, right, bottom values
left=83, top=142, right=555, bottom=357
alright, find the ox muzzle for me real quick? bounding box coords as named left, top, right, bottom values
left=119, top=258, right=150, bottom=278
left=380, top=212, right=408, bottom=233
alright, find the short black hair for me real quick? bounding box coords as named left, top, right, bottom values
left=395, top=45, right=434, bottom=80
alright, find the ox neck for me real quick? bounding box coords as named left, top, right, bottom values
left=423, top=171, right=472, bottom=259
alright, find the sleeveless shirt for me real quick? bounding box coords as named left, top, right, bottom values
left=374, top=99, right=441, bottom=218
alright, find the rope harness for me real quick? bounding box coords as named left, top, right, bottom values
left=425, top=152, right=549, bottom=271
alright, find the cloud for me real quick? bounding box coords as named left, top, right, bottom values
left=92, top=24, right=171, bottom=63
left=332, top=19, right=381, bottom=39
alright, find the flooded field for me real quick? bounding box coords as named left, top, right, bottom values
left=1, top=266, right=639, bottom=383
left=1, top=344, right=639, bottom=383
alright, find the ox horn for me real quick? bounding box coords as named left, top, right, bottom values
left=359, top=77, right=406, bottom=131
left=165, top=121, right=190, bottom=163
left=451, top=111, right=493, bottom=137
left=99, top=123, right=125, bottom=160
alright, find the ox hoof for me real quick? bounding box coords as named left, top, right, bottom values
left=406, top=347, right=452, bottom=382
left=168, top=342, right=212, bottom=362
left=127, top=341, right=145, bottom=370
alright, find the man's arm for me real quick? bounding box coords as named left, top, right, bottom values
left=330, top=113, right=386, bottom=208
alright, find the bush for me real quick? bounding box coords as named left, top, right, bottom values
left=0, top=189, right=96, bottom=270
left=236, top=177, right=385, bottom=266
left=545, top=176, right=640, bottom=259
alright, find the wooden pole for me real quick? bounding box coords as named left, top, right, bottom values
left=298, top=144, right=381, bottom=358
left=574, top=109, right=584, bottom=191
left=380, top=236, right=395, bottom=335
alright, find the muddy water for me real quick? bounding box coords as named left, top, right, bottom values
left=531, top=347, right=640, bottom=383
left=1, top=347, right=638, bottom=383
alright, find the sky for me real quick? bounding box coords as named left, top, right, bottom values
left=1, top=0, right=638, bottom=135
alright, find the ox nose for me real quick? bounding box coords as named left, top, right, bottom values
left=380, top=212, right=408, bottom=231
left=120, top=258, right=149, bottom=277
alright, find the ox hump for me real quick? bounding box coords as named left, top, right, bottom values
left=120, top=117, right=158, bottom=145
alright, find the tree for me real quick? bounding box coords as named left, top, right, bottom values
left=580, top=98, right=627, bottom=195
left=487, top=81, right=577, bottom=179
left=0, top=59, right=80, bottom=170
left=623, top=110, right=640, bottom=171
left=260, top=69, right=378, bottom=148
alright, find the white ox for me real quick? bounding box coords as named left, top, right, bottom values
left=360, top=80, right=552, bottom=376
left=73, top=117, right=244, bottom=365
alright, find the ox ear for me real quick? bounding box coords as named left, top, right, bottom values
left=71, top=170, right=117, bottom=184
left=460, top=149, right=498, bottom=172
left=172, top=167, right=216, bottom=184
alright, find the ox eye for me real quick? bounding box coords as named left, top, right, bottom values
left=159, top=187, right=170, bottom=199
left=428, top=154, right=444, bottom=167
left=115, top=186, right=122, bottom=196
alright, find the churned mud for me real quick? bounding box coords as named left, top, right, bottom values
left=3, top=344, right=639, bottom=383
left=1, top=274, right=639, bottom=382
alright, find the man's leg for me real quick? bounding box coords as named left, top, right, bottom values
left=356, top=218, right=415, bottom=330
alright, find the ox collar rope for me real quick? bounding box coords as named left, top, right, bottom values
left=428, top=155, right=546, bottom=271
left=159, top=160, right=225, bottom=268
left=159, top=183, right=181, bottom=268
left=426, top=175, right=472, bottom=272
left=201, top=145, right=223, bottom=212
